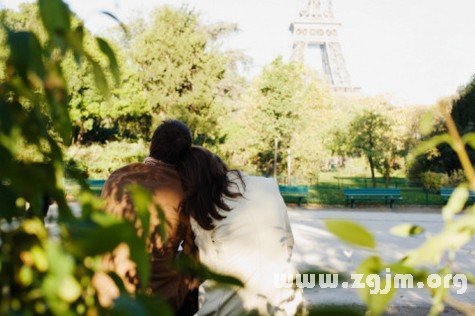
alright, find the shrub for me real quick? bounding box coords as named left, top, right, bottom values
left=66, top=141, right=148, bottom=179
left=420, top=171, right=448, bottom=193
left=406, top=156, right=426, bottom=186
left=446, top=169, right=467, bottom=187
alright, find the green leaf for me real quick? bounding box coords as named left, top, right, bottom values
left=325, top=220, right=376, bottom=249
left=390, top=223, right=425, bottom=237
left=409, top=134, right=453, bottom=159
left=387, top=262, right=428, bottom=283
left=91, top=61, right=109, bottom=97
left=128, top=184, right=152, bottom=240
left=355, top=257, right=395, bottom=316
left=66, top=219, right=150, bottom=290
left=429, top=281, right=447, bottom=316
left=23, top=218, right=48, bottom=240
left=442, top=186, right=469, bottom=222
left=101, top=11, right=130, bottom=39
left=96, top=37, right=120, bottom=84
left=111, top=293, right=173, bottom=316
left=127, top=237, right=150, bottom=290
left=175, top=255, right=244, bottom=287
left=31, top=245, right=49, bottom=272
left=43, top=67, right=73, bottom=144
left=58, top=275, right=82, bottom=302
left=45, top=242, right=74, bottom=277
left=90, top=211, right=122, bottom=227
left=7, top=31, right=46, bottom=82
left=18, top=265, right=34, bottom=286
left=405, top=230, right=472, bottom=266
left=38, top=0, right=71, bottom=35
left=366, top=285, right=396, bottom=316
left=67, top=221, right=135, bottom=257
left=66, top=25, right=86, bottom=62
left=155, top=203, right=168, bottom=242
left=356, top=256, right=383, bottom=275
left=462, top=132, right=475, bottom=149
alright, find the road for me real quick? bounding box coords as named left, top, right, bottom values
left=288, top=207, right=475, bottom=315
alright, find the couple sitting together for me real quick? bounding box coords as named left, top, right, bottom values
left=99, top=120, right=302, bottom=315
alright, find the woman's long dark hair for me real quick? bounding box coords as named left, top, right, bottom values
left=177, top=146, right=245, bottom=230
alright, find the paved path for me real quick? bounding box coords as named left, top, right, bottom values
left=288, top=207, right=475, bottom=314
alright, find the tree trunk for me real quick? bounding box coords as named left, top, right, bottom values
left=384, top=160, right=391, bottom=188
left=385, top=172, right=390, bottom=188
left=368, top=156, right=376, bottom=188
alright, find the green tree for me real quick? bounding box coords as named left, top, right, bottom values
left=407, top=76, right=475, bottom=184
left=129, top=6, right=231, bottom=146
left=0, top=2, right=242, bottom=315
left=289, top=71, right=333, bottom=183
left=224, top=59, right=333, bottom=182
left=336, top=110, right=403, bottom=187
left=451, top=76, right=475, bottom=135
left=244, top=58, right=306, bottom=177
left=0, top=1, right=151, bottom=314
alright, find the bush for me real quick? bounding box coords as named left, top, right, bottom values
left=64, top=158, right=89, bottom=178
left=446, top=169, right=467, bottom=187
left=66, top=141, right=148, bottom=179
left=406, top=156, right=426, bottom=186
left=420, top=171, right=448, bottom=193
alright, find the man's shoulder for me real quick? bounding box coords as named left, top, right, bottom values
left=104, top=162, right=180, bottom=194
left=109, top=162, right=148, bottom=177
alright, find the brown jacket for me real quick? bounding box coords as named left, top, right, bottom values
left=97, top=160, right=197, bottom=310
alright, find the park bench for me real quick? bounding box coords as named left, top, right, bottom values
left=440, top=187, right=475, bottom=203
left=343, top=188, right=402, bottom=208
left=279, top=185, right=309, bottom=206
left=86, top=179, right=106, bottom=195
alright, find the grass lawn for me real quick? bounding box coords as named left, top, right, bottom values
left=291, top=172, right=446, bottom=206
left=304, top=185, right=444, bottom=206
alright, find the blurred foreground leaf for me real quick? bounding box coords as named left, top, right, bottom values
left=110, top=293, right=173, bottom=316
left=390, top=223, right=425, bottom=237
left=325, top=220, right=375, bottom=249
left=97, top=37, right=120, bottom=84
left=442, top=185, right=468, bottom=222
left=175, top=255, right=243, bottom=287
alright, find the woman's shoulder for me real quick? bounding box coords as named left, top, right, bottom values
left=241, top=175, right=279, bottom=193
left=243, top=174, right=277, bottom=185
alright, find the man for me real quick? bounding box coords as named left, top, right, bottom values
left=96, top=120, right=198, bottom=313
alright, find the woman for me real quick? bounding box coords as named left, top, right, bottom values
left=178, top=146, right=302, bottom=315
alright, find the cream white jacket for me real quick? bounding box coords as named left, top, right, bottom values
left=191, top=174, right=302, bottom=315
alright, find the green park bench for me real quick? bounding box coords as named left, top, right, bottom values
left=279, top=185, right=309, bottom=206
left=440, top=187, right=475, bottom=203
left=343, top=188, right=402, bottom=209
left=86, top=179, right=106, bottom=196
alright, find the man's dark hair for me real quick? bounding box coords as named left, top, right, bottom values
left=149, top=120, right=192, bottom=165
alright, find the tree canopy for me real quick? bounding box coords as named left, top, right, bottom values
left=331, top=110, right=404, bottom=187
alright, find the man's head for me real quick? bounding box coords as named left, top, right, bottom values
left=149, top=120, right=192, bottom=165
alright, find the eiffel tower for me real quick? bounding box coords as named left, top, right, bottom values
left=290, top=0, right=356, bottom=93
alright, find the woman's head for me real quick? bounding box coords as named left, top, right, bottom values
left=178, top=146, right=244, bottom=230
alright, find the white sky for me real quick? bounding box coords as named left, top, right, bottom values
left=2, top=0, right=475, bottom=105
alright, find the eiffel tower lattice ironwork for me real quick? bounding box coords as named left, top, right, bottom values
left=290, top=0, right=356, bottom=93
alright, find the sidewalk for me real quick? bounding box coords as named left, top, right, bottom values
left=288, top=209, right=475, bottom=314
left=294, top=204, right=445, bottom=214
